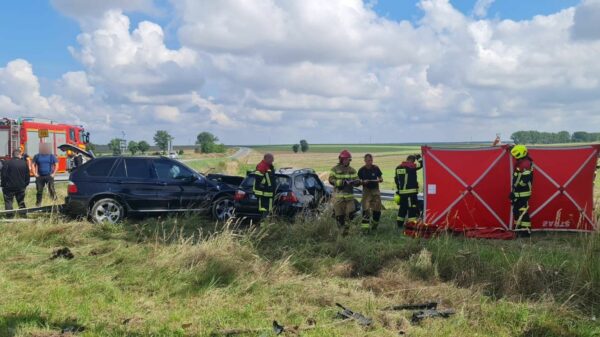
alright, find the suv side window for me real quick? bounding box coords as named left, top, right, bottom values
left=85, top=158, right=117, bottom=177
left=124, top=158, right=154, bottom=179
left=112, top=159, right=126, bottom=177
left=154, top=159, right=195, bottom=181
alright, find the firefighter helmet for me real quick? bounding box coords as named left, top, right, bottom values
left=511, top=145, right=528, bottom=159
left=339, top=150, right=352, bottom=159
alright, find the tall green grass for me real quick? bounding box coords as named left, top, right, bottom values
left=0, top=212, right=599, bottom=336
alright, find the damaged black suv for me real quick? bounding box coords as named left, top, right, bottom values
left=65, top=155, right=238, bottom=223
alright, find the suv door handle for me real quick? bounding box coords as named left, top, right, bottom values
left=157, top=181, right=168, bottom=186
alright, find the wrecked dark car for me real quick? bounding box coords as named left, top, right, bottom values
left=233, top=167, right=360, bottom=222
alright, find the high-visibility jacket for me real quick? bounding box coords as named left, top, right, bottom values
left=253, top=160, right=275, bottom=198
left=328, top=164, right=358, bottom=199
left=513, top=157, right=534, bottom=198
left=395, top=160, right=422, bottom=195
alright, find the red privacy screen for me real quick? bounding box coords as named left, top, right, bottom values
left=422, top=145, right=599, bottom=232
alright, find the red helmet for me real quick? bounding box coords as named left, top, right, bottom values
left=339, top=150, right=352, bottom=159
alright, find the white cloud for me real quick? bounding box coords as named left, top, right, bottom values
left=155, top=105, right=180, bottom=122
left=2, top=0, right=599, bottom=145
left=0, top=59, right=50, bottom=114
left=571, top=0, right=600, bottom=40
left=473, top=0, right=495, bottom=18
left=55, top=71, right=94, bottom=99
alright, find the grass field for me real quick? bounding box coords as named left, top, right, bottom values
left=0, top=213, right=598, bottom=337
left=0, top=144, right=598, bottom=336
left=247, top=145, right=423, bottom=190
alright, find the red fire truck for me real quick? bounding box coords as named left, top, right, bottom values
left=0, top=117, right=90, bottom=173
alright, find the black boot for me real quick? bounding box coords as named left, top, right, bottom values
left=336, top=215, right=348, bottom=236
left=515, top=227, right=531, bottom=238
left=372, top=211, right=381, bottom=230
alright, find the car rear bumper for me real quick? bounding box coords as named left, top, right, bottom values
left=64, top=195, right=89, bottom=216
left=234, top=204, right=301, bottom=221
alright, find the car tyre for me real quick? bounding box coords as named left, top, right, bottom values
left=90, top=198, right=125, bottom=224
left=212, top=195, right=235, bottom=221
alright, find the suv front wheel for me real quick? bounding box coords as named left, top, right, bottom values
left=90, top=198, right=125, bottom=224
left=212, top=196, right=235, bottom=221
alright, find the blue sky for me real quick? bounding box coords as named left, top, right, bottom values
left=0, top=0, right=581, bottom=80
left=373, top=0, right=580, bottom=21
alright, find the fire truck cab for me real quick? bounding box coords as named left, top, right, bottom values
left=0, top=117, right=90, bottom=173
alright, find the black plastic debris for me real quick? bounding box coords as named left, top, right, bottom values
left=61, top=324, right=85, bottom=333
left=272, top=321, right=285, bottom=335
left=383, top=302, right=438, bottom=311
left=411, top=309, right=456, bottom=324
left=335, top=303, right=373, bottom=327
left=51, top=247, right=74, bottom=260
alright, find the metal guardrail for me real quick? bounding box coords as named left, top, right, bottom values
left=353, top=188, right=396, bottom=201
left=28, top=174, right=69, bottom=184
left=0, top=204, right=64, bottom=217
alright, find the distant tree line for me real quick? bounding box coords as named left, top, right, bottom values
left=510, top=131, right=600, bottom=144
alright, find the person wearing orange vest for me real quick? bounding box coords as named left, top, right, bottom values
left=328, top=150, right=361, bottom=235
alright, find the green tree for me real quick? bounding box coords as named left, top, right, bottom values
left=196, top=132, right=219, bottom=153
left=128, top=141, right=139, bottom=155
left=292, top=144, right=300, bottom=153
left=153, top=130, right=173, bottom=154
left=300, top=139, right=309, bottom=153
left=572, top=131, right=589, bottom=143
left=108, top=138, right=124, bottom=155
left=557, top=131, right=571, bottom=143
left=138, top=141, right=150, bottom=154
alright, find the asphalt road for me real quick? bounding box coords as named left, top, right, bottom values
left=180, top=147, right=251, bottom=163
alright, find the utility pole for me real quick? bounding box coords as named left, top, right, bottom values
left=120, top=131, right=127, bottom=154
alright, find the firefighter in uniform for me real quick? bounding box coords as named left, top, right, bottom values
left=328, top=150, right=361, bottom=234
left=358, top=153, right=383, bottom=232
left=510, top=145, right=533, bottom=237
left=253, top=153, right=276, bottom=218
left=395, top=154, right=422, bottom=228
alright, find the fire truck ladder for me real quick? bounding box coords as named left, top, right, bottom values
left=9, top=119, right=20, bottom=155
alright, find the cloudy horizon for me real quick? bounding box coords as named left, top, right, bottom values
left=1, top=0, right=599, bottom=145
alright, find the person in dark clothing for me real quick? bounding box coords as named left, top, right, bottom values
left=32, top=143, right=58, bottom=207
left=1, top=149, right=30, bottom=210
left=253, top=153, right=276, bottom=218
left=510, top=145, right=534, bottom=237
left=395, top=154, right=423, bottom=228
left=358, top=153, right=383, bottom=231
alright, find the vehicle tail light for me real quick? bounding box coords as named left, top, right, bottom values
left=67, top=182, right=78, bottom=194
left=280, top=191, right=299, bottom=203
left=234, top=190, right=246, bottom=201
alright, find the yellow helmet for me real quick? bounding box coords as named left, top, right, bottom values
left=511, top=145, right=528, bottom=159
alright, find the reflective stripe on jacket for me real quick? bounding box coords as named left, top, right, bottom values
left=513, top=158, right=534, bottom=198
left=328, top=164, right=358, bottom=198
left=253, top=161, right=275, bottom=197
